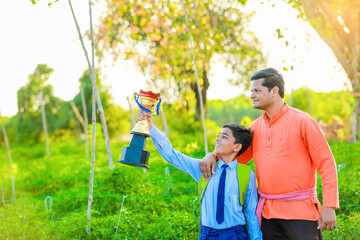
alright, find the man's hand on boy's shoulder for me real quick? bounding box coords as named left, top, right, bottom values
left=200, top=153, right=217, bottom=180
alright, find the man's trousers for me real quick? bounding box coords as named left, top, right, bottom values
left=261, top=217, right=323, bottom=240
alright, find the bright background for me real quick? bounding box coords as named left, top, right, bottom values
left=0, top=1, right=350, bottom=117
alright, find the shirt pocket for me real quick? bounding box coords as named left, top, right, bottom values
left=230, top=194, right=239, bottom=212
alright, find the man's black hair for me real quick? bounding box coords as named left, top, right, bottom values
left=251, top=68, right=285, bottom=98
left=222, top=123, right=252, bottom=157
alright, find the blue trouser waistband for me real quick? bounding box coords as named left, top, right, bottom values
left=201, top=224, right=249, bottom=240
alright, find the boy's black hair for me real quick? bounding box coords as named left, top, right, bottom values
left=222, top=123, right=252, bottom=157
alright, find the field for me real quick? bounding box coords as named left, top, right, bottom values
left=0, top=131, right=359, bottom=239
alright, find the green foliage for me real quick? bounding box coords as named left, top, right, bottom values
left=0, top=66, right=132, bottom=148
left=0, top=202, right=55, bottom=239
left=284, top=88, right=355, bottom=140
left=0, top=129, right=359, bottom=239
left=95, top=0, right=266, bottom=118
left=284, top=88, right=355, bottom=123
left=207, top=95, right=263, bottom=127
left=284, top=0, right=360, bottom=139
left=322, top=214, right=360, bottom=239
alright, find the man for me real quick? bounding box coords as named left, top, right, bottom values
left=200, top=68, right=339, bottom=240
left=138, top=111, right=262, bottom=239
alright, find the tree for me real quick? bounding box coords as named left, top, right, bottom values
left=72, top=69, right=131, bottom=136
left=16, top=64, right=64, bottom=143
left=95, top=0, right=265, bottom=120
left=286, top=0, right=360, bottom=138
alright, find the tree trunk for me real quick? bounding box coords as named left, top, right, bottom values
left=38, top=69, right=50, bottom=157
left=180, top=0, right=209, bottom=154
left=191, top=70, right=210, bottom=121
left=181, top=0, right=209, bottom=154
left=299, top=0, right=360, bottom=139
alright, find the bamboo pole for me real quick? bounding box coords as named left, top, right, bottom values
left=81, top=88, right=89, bottom=158
left=352, top=111, right=357, bottom=143
left=142, top=39, right=169, bottom=137
left=87, top=74, right=96, bottom=234
left=180, top=0, right=209, bottom=154
left=0, top=113, right=15, bottom=205
left=126, top=96, right=136, bottom=127
left=289, top=88, right=294, bottom=106
left=0, top=113, right=12, bottom=171
left=11, top=176, right=15, bottom=205
left=37, top=68, right=50, bottom=157
left=68, top=0, right=113, bottom=170
left=71, top=100, right=85, bottom=130
left=86, top=0, right=97, bottom=234
left=306, top=86, right=314, bottom=116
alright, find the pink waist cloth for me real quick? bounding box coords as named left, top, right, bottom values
left=256, top=187, right=318, bottom=227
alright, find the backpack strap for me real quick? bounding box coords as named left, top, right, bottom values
left=198, top=162, right=251, bottom=237
left=198, top=163, right=251, bottom=205
left=236, top=163, right=251, bottom=206
left=198, top=174, right=210, bottom=202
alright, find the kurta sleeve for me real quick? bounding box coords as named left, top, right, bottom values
left=303, top=118, right=339, bottom=208
left=237, top=141, right=253, bottom=164
left=237, top=122, right=255, bottom=164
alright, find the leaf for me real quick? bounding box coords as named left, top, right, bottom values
left=275, top=29, right=284, bottom=39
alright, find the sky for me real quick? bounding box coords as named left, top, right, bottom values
left=0, top=0, right=350, bottom=117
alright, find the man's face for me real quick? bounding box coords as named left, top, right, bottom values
left=250, top=78, right=273, bottom=110
left=214, top=127, right=238, bottom=156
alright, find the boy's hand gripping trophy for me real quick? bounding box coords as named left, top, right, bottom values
left=117, top=77, right=161, bottom=169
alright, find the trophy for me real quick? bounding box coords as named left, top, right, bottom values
left=118, top=77, right=161, bottom=169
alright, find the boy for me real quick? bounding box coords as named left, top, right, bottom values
left=138, top=111, right=262, bottom=240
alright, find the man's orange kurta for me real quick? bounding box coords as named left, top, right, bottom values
left=238, top=103, right=339, bottom=220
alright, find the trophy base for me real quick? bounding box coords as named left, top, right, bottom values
left=129, top=130, right=150, bottom=138
left=130, top=120, right=150, bottom=136
left=118, top=133, right=150, bottom=169
left=118, top=146, right=150, bottom=169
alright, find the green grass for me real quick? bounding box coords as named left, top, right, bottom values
left=0, top=134, right=359, bottom=239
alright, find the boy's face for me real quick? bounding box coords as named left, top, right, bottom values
left=214, top=127, right=239, bottom=157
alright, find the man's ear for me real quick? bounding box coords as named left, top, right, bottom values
left=234, top=143, right=242, bottom=153
left=272, top=86, right=279, bottom=97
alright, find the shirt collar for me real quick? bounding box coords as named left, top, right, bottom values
left=217, top=158, right=237, bottom=170
left=262, top=102, right=289, bottom=125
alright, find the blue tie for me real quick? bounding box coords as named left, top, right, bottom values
left=216, top=164, right=228, bottom=224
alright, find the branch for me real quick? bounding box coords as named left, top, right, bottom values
left=300, top=0, right=354, bottom=77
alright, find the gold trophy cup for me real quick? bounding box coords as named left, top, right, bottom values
left=118, top=77, right=161, bottom=169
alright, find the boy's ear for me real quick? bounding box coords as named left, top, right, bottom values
left=234, top=143, right=242, bottom=153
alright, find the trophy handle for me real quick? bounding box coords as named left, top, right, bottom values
left=133, top=92, right=161, bottom=115
left=134, top=92, right=152, bottom=113
left=155, top=97, right=162, bottom=115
